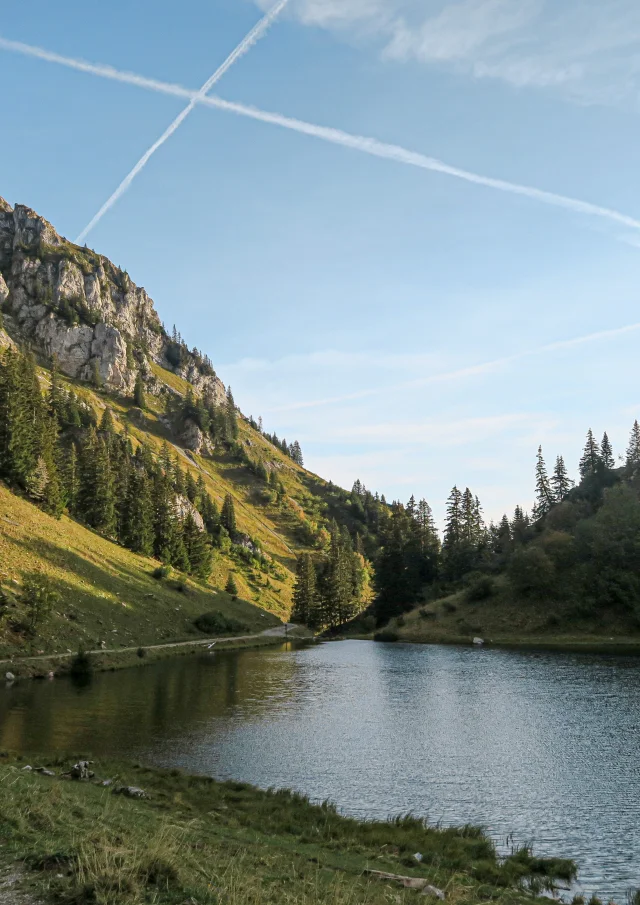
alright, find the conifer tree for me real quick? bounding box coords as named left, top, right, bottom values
left=225, top=386, right=238, bottom=441
left=601, top=432, right=614, bottom=470
left=579, top=429, right=601, bottom=479
left=47, top=354, right=64, bottom=419
left=291, top=554, right=319, bottom=626
left=551, top=455, right=572, bottom=502
left=443, top=486, right=463, bottom=550
left=90, top=359, right=103, bottom=388
left=40, top=414, right=64, bottom=518
left=133, top=372, right=146, bottom=409
left=152, top=468, right=178, bottom=563
left=123, top=468, right=154, bottom=555
left=99, top=407, right=116, bottom=434
left=183, top=513, right=212, bottom=580
left=225, top=572, right=238, bottom=596
left=221, top=493, right=237, bottom=536
left=92, top=437, right=116, bottom=535
left=64, top=443, right=79, bottom=514
left=185, top=470, right=199, bottom=504
left=534, top=447, right=554, bottom=518
left=626, top=420, right=640, bottom=472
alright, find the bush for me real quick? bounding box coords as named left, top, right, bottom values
left=443, top=601, right=457, bottom=613
left=465, top=576, right=495, bottom=602
left=22, top=572, right=60, bottom=635
left=152, top=565, right=171, bottom=581
left=373, top=630, right=399, bottom=643
left=194, top=611, right=249, bottom=635
left=508, top=547, right=555, bottom=597
left=137, top=647, right=147, bottom=659
left=419, top=608, right=436, bottom=620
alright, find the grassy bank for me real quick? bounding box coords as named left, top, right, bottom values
left=0, top=755, right=577, bottom=905
left=359, top=577, right=640, bottom=654
left=0, top=629, right=312, bottom=680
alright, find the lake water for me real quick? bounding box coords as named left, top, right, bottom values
left=1, top=640, right=639, bottom=899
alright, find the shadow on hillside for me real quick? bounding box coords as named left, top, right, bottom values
left=9, top=535, right=262, bottom=624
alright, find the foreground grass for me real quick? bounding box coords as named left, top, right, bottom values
left=0, top=757, right=576, bottom=905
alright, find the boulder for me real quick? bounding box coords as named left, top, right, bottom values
left=179, top=419, right=205, bottom=454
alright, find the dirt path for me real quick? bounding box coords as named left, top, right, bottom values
left=0, top=624, right=301, bottom=669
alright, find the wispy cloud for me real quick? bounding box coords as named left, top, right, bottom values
left=75, top=0, right=289, bottom=242
left=264, top=320, right=640, bottom=411
left=2, top=36, right=639, bottom=238
left=261, top=0, right=640, bottom=107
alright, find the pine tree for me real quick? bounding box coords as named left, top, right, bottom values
left=47, top=354, right=64, bottom=419
left=92, top=437, right=116, bottom=535
left=133, top=372, right=146, bottom=409
left=40, top=414, right=64, bottom=518
left=225, top=386, right=238, bottom=441
left=221, top=493, right=237, bottom=536
left=152, top=468, right=178, bottom=563
left=579, top=429, right=601, bottom=479
left=626, top=420, right=640, bottom=472
left=90, top=359, right=103, bottom=388
left=291, top=554, right=318, bottom=626
left=185, top=470, right=199, bottom=504
left=551, top=455, right=572, bottom=502
left=122, top=467, right=154, bottom=555
left=443, top=486, right=463, bottom=549
left=64, top=443, right=79, bottom=514
left=182, top=513, right=212, bottom=580
left=534, top=447, right=554, bottom=518
left=99, top=407, right=116, bottom=434
left=601, top=433, right=614, bottom=470
left=225, top=572, right=238, bottom=596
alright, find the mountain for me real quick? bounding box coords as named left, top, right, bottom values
left=0, top=196, right=382, bottom=661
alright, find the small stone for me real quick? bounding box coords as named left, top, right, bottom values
left=414, top=852, right=423, bottom=862
left=21, top=765, right=33, bottom=771
left=35, top=767, right=55, bottom=777
left=113, top=785, right=147, bottom=799
left=5, top=671, right=15, bottom=682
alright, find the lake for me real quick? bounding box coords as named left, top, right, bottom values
left=1, top=640, right=638, bottom=899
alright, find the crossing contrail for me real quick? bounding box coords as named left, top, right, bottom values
left=74, top=0, right=289, bottom=243
left=2, top=33, right=640, bottom=235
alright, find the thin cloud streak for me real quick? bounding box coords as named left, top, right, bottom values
left=75, top=0, right=289, bottom=243
left=3, top=37, right=640, bottom=235
left=267, top=321, right=640, bottom=412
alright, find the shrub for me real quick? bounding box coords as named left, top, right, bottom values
left=194, top=611, right=249, bottom=635
left=22, top=572, right=60, bottom=635
left=465, top=576, right=495, bottom=602
left=373, top=630, right=399, bottom=643
left=508, top=547, right=555, bottom=597
left=419, top=608, right=436, bottom=620
left=152, top=565, right=171, bottom=581
left=443, top=601, right=457, bottom=613
left=137, top=647, right=147, bottom=659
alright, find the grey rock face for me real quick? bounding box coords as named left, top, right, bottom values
left=0, top=196, right=224, bottom=402
left=175, top=494, right=205, bottom=531
left=179, top=419, right=205, bottom=454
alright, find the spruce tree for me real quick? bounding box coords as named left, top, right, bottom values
left=626, top=420, right=640, bottom=472
left=551, top=455, right=572, bottom=502
left=579, top=429, right=601, bottom=479
left=221, top=493, right=237, bottom=536
left=133, top=372, right=146, bottom=409
left=183, top=513, right=212, bottom=579
left=152, top=468, right=178, bottom=562
left=534, top=447, right=554, bottom=518
left=99, top=407, right=116, bottom=434
left=600, top=432, right=614, bottom=470
left=291, top=553, right=320, bottom=628
left=225, top=572, right=238, bottom=595
left=122, top=467, right=154, bottom=555
left=225, top=386, right=238, bottom=441
left=64, top=443, right=79, bottom=514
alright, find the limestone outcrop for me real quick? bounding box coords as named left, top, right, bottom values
left=0, top=196, right=226, bottom=402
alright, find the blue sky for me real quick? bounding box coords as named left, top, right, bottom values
left=2, top=0, right=640, bottom=526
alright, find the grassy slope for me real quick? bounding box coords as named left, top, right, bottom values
left=379, top=577, right=640, bottom=650
left=0, top=360, right=362, bottom=659
left=0, top=756, right=576, bottom=905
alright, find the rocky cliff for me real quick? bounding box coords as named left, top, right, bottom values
left=0, top=197, right=226, bottom=403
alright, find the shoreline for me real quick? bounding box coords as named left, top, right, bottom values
left=344, top=632, right=640, bottom=656
left=0, top=625, right=313, bottom=679
left=0, top=754, right=579, bottom=905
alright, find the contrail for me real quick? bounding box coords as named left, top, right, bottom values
left=2, top=34, right=640, bottom=234
left=74, top=0, right=288, bottom=243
